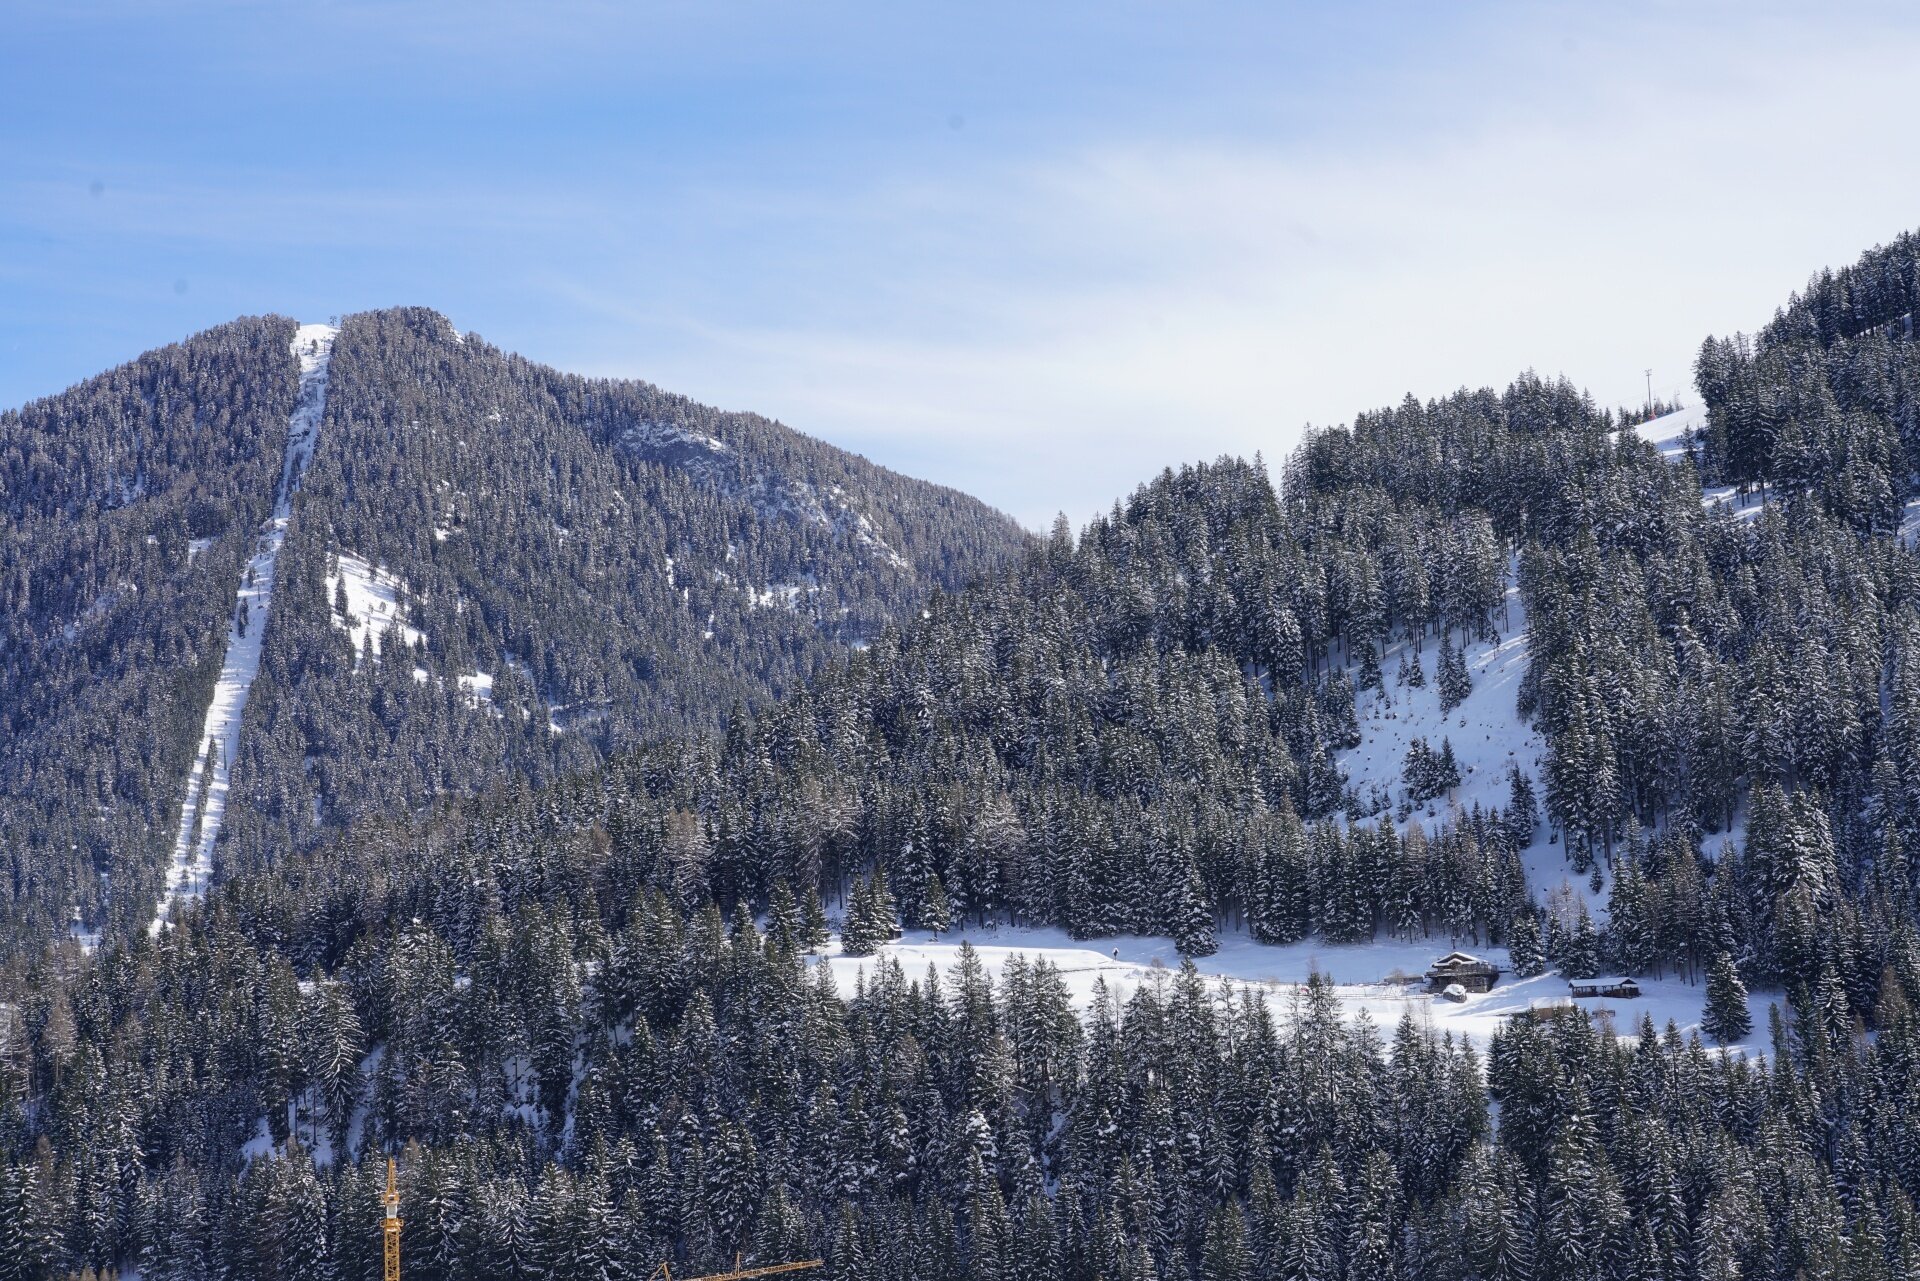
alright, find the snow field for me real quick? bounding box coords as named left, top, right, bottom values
left=326, top=552, right=424, bottom=658
left=151, top=323, right=337, bottom=937
left=1333, top=571, right=1609, bottom=920
left=814, top=922, right=1775, bottom=1058
left=1632, top=402, right=1707, bottom=459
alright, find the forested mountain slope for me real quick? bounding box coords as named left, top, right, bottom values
left=18, top=232, right=1920, bottom=1279
left=1694, top=229, right=1920, bottom=528
left=0, top=309, right=1028, bottom=950
left=0, top=316, right=301, bottom=950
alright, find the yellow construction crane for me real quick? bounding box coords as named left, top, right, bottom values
left=383, top=1157, right=402, bottom=1281
left=648, top=1256, right=823, bottom=1281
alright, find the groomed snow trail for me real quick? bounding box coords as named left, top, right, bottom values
left=150, top=322, right=336, bottom=935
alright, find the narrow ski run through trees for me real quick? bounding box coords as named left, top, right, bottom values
left=149, top=322, right=337, bottom=936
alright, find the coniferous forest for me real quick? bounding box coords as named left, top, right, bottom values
left=1, top=308, right=1026, bottom=950
left=11, top=231, right=1920, bottom=1278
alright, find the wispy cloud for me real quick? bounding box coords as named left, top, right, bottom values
left=8, top=3, right=1920, bottom=528
left=543, top=7, right=1920, bottom=526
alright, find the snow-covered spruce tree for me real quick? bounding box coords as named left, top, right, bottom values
left=920, top=872, right=952, bottom=935
left=1703, top=951, right=1752, bottom=1044
left=1559, top=906, right=1600, bottom=979
left=1505, top=766, right=1539, bottom=847
left=838, top=875, right=875, bottom=956
left=802, top=884, right=831, bottom=950
left=1508, top=910, right=1547, bottom=978
left=765, top=879, right=802, bottom=953
left=1436, top=634, right=1471, bottom=714
left=1172, top=860, right=1218, bottom=957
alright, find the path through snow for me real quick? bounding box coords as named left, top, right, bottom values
left=150, top=322, right=336, bottom=935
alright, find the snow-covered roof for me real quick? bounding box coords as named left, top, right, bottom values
left=1568, top=975, right=1640, bottom=988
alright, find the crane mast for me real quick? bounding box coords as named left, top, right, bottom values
left=383, top=1157, right=402, bottom=1281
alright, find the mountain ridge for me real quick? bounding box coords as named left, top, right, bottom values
left=0, top=306, right=1030, bottom=950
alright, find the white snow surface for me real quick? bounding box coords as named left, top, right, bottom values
left=326, top=552, right=424, bottom=659
left=460, top=670, right=495, bottom=703
left=815, top=923, right=1775, bottom=1057
left=151, top=323, right=336, bottom=936
left=1632, top=403, right=1707, bottom=459
left=1335, top=576, right=1603, bottom=917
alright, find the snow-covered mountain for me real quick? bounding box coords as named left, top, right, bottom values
left=0, top=308, right=1028, bottom=949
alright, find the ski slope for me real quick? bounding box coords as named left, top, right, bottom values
left=1635, top=403, right=1770, bottom=522
left=151, top=323, right=336, bottom=936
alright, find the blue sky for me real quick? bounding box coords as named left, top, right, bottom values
left=8, top=2, right=1920, bottom=527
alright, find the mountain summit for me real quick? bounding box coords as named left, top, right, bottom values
left=0, top=307, right=1027, bottom=948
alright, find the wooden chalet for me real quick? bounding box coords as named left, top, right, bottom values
left=1568, top=975, right=1642, bottom=999
left=1426, top=951, right=1501, bottom=994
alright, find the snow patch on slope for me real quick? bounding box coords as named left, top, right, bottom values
left=1336, top=576, right=1604, bottom=917
left=1632, top=402, right=1707, bottom=459
left=151, top=322, right=337, bottom=937
left=459, top=670, right=494, bottom=703
left=326, top=553, right=424, bottom=659
left=816, top=923, right=1774, bottom=1056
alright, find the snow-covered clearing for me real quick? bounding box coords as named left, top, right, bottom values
left=1632, top=402, right=1706, bottom=459
left=326, top=552, right=424, bottom=659
left=814, top=923, right=1775, bottom=1057
left=1333, top=573, right=1606, bottom=918
left=1339, top=586, right=1539, bottom=824
left=151, top=323, right=336, bottom=936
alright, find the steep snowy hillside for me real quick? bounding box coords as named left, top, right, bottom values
left=2, top=307, right=1028, bottom=952
left=1332, top=572, right=1607, bottom=921
left=150, top=323, right=336, bottom=936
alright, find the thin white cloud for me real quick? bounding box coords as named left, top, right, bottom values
left=12, top=4, right=1920, bottom=531
left=552, top=8, right=1920, bottom=527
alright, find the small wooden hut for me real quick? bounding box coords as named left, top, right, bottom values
left=1425, top=951, right=1501, bottom=994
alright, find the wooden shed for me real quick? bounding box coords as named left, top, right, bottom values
left=1568, top=976, right=1642, bottom=999
left=1426, top=951, right=1501, bottom=994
